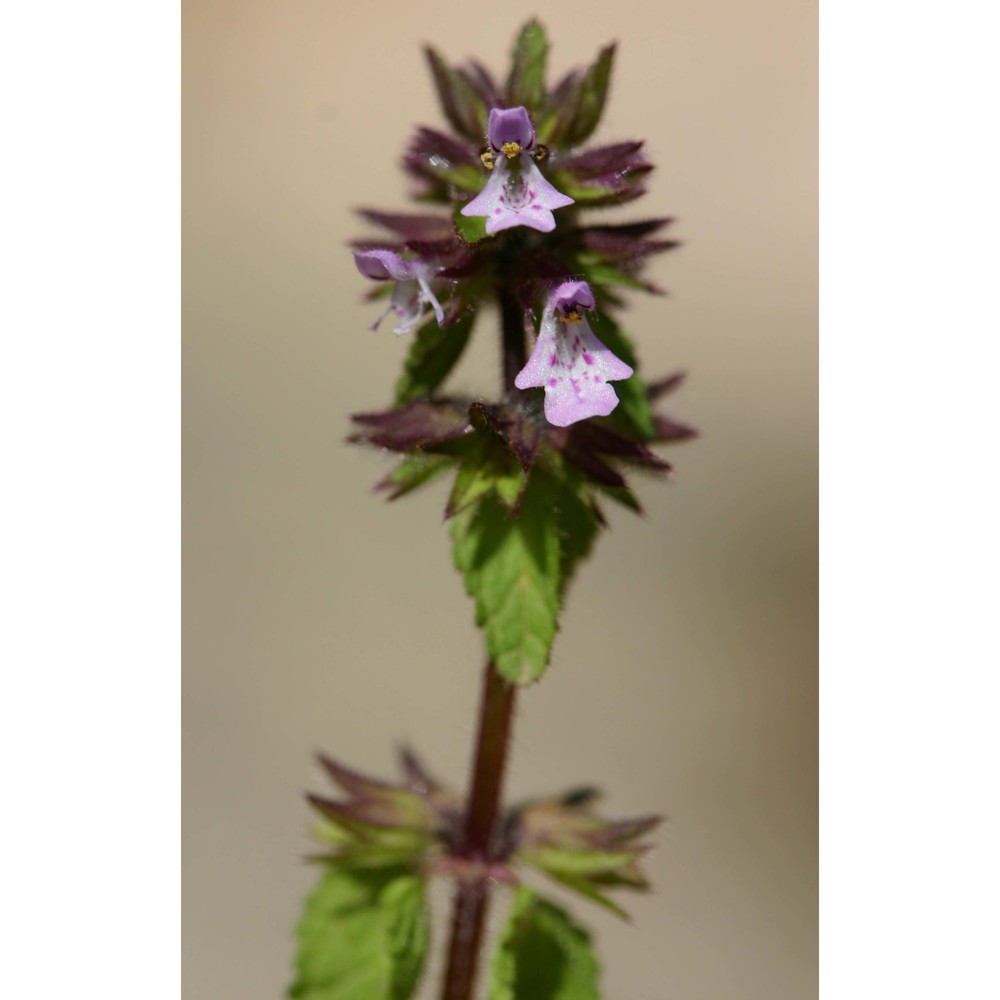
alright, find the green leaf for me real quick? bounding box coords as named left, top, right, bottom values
left=451, top=472, right=560, bottom=684
left=507, top=20, right=548, bottom=111
left=565, top=45, right=616, bottom=145
left=394, top=312, right=476, bottom=405
left=488, top=888, right=601, bottom=1000
left=585, top=312, right=655, bottom=440
left=424, top=47, right=488, bottom=141
left=291, top=867, right=429, bottom=1000
left=454, top=208, right=491, bottom=245
left=446, top=432, right=526, bottom=518
left=451, top=463, right=604, bottom=683
left=381, top=877, right=430, bottom=1000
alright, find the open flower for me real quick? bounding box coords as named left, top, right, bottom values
left=460, top=107, right=574, bottom=234
left=353, top=249, right=446, bottom=334
left=515, top=280, right=633, bottom=426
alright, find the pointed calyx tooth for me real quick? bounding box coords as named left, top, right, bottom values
left=348, top=401, right=471, bottom=452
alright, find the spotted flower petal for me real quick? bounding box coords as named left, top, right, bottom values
left=515, top=280, right=633, bottom=426
left=462, top=158, right=574, bottom=234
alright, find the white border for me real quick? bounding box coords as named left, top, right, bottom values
left=1, top=3, right=179, bottom=997
left=822, top=2, right=1000, bottom=996
left=2, top=1, right=999, bottom=996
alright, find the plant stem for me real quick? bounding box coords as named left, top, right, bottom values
left=499, top=284, right=527, bottom=394
left=440, top=286, right=525, bottom=999
left=439, top=662, right=517, bottom=1000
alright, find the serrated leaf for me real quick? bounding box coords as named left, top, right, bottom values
left=451, top=465, right=602, bottom=682
left=451, top=473, right=560, bottom=684
left=394, top=312, right=476, bottom=405
left=564, top=45, right=615, bottom=145
left=585, top=312, right=654, bottom=440
left=507, top=20, right=548, bottom=111
left=291, top=867, right=430, bottom=1000
left=488, top=888, right=601, bottom=1000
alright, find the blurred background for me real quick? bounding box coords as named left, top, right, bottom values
left=183, top=0, right=816, bottom=996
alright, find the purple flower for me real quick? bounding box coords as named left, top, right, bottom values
left=460, top=107, right=574, bottom=235
left=515, top=280, right=633, bottom=427
left=353, top=249, right=446, bottom=334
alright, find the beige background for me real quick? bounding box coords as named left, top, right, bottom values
left=183, top=0, right=816, bottom=996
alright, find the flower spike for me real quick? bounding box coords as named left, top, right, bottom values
left=461, top=107, right=574, bottom=234
left=515, top=280, right=633, bottom=426
left=353, top=249, right=446, bottom=334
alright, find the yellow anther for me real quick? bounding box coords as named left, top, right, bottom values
left=480, top=150, right=495, bottom=170
left=563, top=310, right=584, bottom=324
left=500, top=141, right=522, bottom=159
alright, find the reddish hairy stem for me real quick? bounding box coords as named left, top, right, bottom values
left=499, top=284, right=528, bottom=394
left=440, top=286, right=524, bottom=1000
left=439, top=662, right=517, bottom=1000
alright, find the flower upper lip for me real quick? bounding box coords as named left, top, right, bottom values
left=460, top=106, right=574, bottom=236
left=487, top=106, right=536, bottom=152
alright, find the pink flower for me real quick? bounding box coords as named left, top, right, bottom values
left=460, top=107, right=574, bottom=235
left=515, top=281, right=633, bottom=426
left=353, top=249, right=446, bottom=334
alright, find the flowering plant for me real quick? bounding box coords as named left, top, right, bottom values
left=291, top=20, right=694, bottom=999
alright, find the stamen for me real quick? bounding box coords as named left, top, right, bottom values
left=563, top=309, right=584, bottom=324
left=480, top=150, right=495, bottom=170
left=500, top=141, right=522, bottom=159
